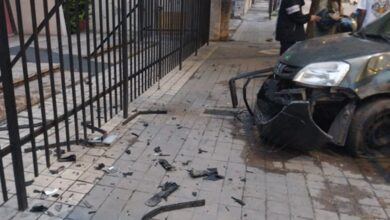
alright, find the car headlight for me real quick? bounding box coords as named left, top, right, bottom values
left=293, top=62, right=350, bottom=87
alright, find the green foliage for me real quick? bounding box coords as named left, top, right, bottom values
left=63, top=0, right=89, bottom=33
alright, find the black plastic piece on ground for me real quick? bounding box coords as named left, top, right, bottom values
left=158, top=159, right=174, bottom=171
left=95, top=163, right=105, bottom=170
left=30, top=205, right=48, bottom=212
left=58, top=154, right=76, bottom=162
left=231, top=196, right=245, bottom=206
left=145, top=182, right=180, bottom=207
left=142, top=200, right=205, bottom=220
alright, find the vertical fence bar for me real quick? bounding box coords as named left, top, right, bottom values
left=122, top=0, right=129, bottom=118
left=43, top=0, right=60, bottom=159
left=14, top=0, right=38, bottom=176
left=75, top=2, right=88, bottom=140
left=0, top=0, right=27, bottom=210
left=98, top=0, right=108, bottom=123
left=55, top=0, right=71, bottom=153
left=86, top=0, right=95, bottom=131
left=0, top=157, right=8, bottom=202
left=92, top=1, right=102, bottom=127
left=179, top=0, right=184, bottom=70
left=31, top=0, right=50, bottom=169
left=112, top=0, right=119, bottom=114
left=106, top=0, right=113, bottom=119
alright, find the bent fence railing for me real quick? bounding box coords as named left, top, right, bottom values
left=0, top=0, right=211, bottom=210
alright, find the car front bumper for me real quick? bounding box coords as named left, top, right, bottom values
left=254, top=100, right=334, bottom=150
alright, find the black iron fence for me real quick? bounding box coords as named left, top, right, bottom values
left=0, top=0, right=210, bottom=210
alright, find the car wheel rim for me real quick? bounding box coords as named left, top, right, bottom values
left=366, top=111, right=390, bottom=149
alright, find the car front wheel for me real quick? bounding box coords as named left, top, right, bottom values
left=347, top=99, right=390, bottom=156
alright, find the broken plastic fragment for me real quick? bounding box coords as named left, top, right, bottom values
left=145, top=182, right=180, bottom=207
left=49, top=166, right=65, bottom=174
left=198, top=148, right=208, bottom=154
left=158, top=159, right=174, bottom=171
left=30, top=205, right=48, bottom=212
left=102, top=166, right=117, bottom=174
left=231, top=196, right=245, bottom=206
left=122, top=172, right=133, bottom=177
left=44, top=188, right=59, bottom=196
left=188, top=168, right=224, bottom=181
left=58, top=154, right=76, bottom=162
left=95, top=163, right=105, bottom=170
left=154, top=146, right=161, bottom=153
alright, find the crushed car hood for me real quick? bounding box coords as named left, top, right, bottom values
left=280, top=33, right=390, bottom=67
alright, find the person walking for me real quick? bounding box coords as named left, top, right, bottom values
left=276, top=0, right=321, bottom=55
left=357, top=0, right=390, bottom=29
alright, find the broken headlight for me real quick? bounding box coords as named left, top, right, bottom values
left=293, top=62, right=350, bottom=87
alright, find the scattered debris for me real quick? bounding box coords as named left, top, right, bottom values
left=102, top=166, right=117, bottom=174
left=54, top=204, right=62, bottom=212
left=33, top=189, right=42, bottom=194
left=30, top=205, right=48, bottom=212
left=182, top=160, right=192, bottom=166
left=25, top=180, right=34, bottom=186
left=143, top=122, right=149, bottom=127
left=44, top=188, right=59, bottom=196
left=154, top=146, right=162, bottom=153
left=88, top=211, right=97, bottom=214
left=159, top=159, right=174, bottom=171
left=192, top=192, right=197, bottom=197
left=95, top=163, right=105, bottom=170
left=87, top=135, right=117, bottom=146
left=131, top=132, right=140, bottom=137
left=142, top=200, right=205, bottom=220
left=52, top=194, right=60, bottom=198
left=231, top=197, right=245, bottom=206
left=240, top=178, right=246, bottom=182
left=145, top=182, right=180, bottom=207
left=147, top=139, right=151, bottom=146
left=49, top=166, right=65, bottom=174
left=122, top=172, right=133, bottom=177
left=58, top=154, right=76, bottom=162
left=158, top=153, right=170, bottom=157
left=198, top=148, right=208, bottom=154
left=188, top=168, right=224, bottom=181
left=75, top=164, right=82, bottom=167
left=125, top=149, right=131, bottom=154
left=266, top=38, right=273, bottom=42
left=83, top=200, right=93, bottom=208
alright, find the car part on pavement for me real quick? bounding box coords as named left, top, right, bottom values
left=188, top=168, right=224, bottom=181
left=58, top=154, right=76, bottom=162
left=30, top=205, right=48, bottom=212
left=145, top=182, right=180, bottom=207
left=158, top=159, right=174, bottom=171
left=231, top=196, right=246, bottom=206
left=141, top=200, right=205, bottom=220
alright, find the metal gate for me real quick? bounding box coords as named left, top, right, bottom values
left=0, top=0, right=210, bottom=210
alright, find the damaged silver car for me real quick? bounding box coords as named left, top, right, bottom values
left=230, top=12, right=390, bottom=155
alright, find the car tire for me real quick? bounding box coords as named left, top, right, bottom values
left=347, top=99, right=390, bottom=156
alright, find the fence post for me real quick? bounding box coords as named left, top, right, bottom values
left=179, top=0, right=184, bottom=70
left=0, top=0, right=28, bottom=211
left=122, top=0, right=129, bottom=118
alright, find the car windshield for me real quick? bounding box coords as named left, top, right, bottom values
left=357, top=11, right=390, bottom=42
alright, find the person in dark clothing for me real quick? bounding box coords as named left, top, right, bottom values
left=276, top=0, right=321, bottom=55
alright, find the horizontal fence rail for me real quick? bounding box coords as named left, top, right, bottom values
left=0, top=0, right=211, bottom=210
